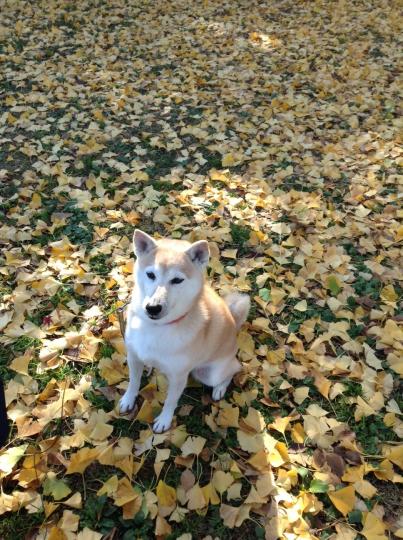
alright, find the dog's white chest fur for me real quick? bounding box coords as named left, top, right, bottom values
left=125, top=310, right=195, bottom=373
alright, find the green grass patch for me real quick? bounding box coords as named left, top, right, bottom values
left=0, top=510, right=44, bottom=538
left=89, top=254, right=111, bottom=276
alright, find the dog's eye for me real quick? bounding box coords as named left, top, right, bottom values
left=171, top=277, right=184, bottom=285
left=146, top=271, right=156, bottom=280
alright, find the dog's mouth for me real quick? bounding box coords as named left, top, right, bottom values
left=147, top=314, right=163, bottom=320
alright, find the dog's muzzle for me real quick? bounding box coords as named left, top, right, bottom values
left=146, top=304, right=162, bottom=319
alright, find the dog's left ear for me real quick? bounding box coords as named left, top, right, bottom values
left=186, top=240, right=210, bottom=267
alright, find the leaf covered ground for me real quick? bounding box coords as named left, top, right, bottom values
left=0, top=0, right=402, bottom=538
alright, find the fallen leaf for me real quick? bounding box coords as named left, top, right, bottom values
left=361, top=512, right=387, bottom=540
left=43, top=474, right=72, bottom=501
left=65, top=447, right=101, bottom=475
left=212, top=470, right=234, bottom=495
left=328, top=486, right=355, bottom=516
left=156, top=480, right=176, bottom=507
left=181, top=436, right=206, bottom=457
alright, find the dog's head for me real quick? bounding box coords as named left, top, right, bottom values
left=132, top=230, right=209, bottom=323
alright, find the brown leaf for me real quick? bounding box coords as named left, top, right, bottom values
left=180, top=469, right=196, bottom=492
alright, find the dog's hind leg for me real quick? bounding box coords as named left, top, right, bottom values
left=212, top=358, right=241, bottom=400
left=192, top=357, right=241, bottom=401
left=212, top=375, right=234, bottom=401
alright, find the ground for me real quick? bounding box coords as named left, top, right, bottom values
left=0, top=0, right=402, bottom=539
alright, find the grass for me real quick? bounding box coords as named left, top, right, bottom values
left=0, top=336, right=42, bottom=382
left=353, top=416, right=398, bottom=456
left=0, top=510, right=45, bottom=538
left=89, top=254, right=111, bottom=276
left=84, top=389, right=114, bottom=412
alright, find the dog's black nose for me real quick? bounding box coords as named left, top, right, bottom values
left=146, top=304, right=162, bottom=317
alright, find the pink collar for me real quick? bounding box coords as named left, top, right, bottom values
left=166, top=312, right=188, bottom=325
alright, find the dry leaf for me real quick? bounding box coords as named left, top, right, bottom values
left=328, top=486, right=355, bottom=516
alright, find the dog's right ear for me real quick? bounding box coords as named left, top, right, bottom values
left=133, top=230, right=157, bottom=257
left=186, top=240, right=210, bottom=267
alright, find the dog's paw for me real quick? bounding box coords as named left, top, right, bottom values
left=212, top=382, right=227, bottom=401
left=153, top=412, right=173, bottom=433
left=119, top=391, right=137, bottom=414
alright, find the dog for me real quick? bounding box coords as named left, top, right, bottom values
left=119, top=230, right=250, bottom=433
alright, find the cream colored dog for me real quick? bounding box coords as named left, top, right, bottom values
left=120, top=230, right=250, bottom=433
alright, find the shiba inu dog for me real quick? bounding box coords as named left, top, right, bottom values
left=120, top=230, right=250, bottom=433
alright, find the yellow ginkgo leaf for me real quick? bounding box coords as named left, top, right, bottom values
left=227, top=483, right=242, bottom=500
left=380, top=284, right=397, bottom=303
left=361, top=512, right=387, bottom=540
left=294, top=386, right=310, bottom=404
left=212, top=470, right=234, bottom=495
left=135, top=400, right=155, bottom=423
left=328, top=486, right=355, bottom=516
left=30, top=193, right=42, bottom=210
left=383, top=444, right=403, bottom=469
left=294, top=299, right=307, bottom=311
left=62, top=492, right=82, bottom=509
left=43, top=473, right=72, bottom=501
left=0, top=444, right=28, bottom=475
left=291, top=422, right=306, bottom=444
left=156, top=480, right=176, bottom=507
left=57, top=509, right=79, bottom=533
left=373, top=459, right=394, bottom=481
left=48, top=527, right=67, bottom=540
left=255, top=472, right=276, bottom=498
left=248, top=449, right=271, bottom=472
left=244, top=485, right=267, bottom=505
left=155, top=516, right=172, bottom=536
left=237, top=431, right=265, bottom=453
left=237, top=331, right=255, bottom=356
left=122, top=495, right=142, bottom=520
left=332, top=523, right=357, bottom=540
left=76, top=528, right=103, bottom=540
left=9, top=349, right=33, bottom=375
left=220, top=503, right=251, bottom=528
left=114, top=477, right=140, bottom=507
left=44, top=502, right=59, bottom=518
left=181, top=436, right=206, bottom=457
left=342, top=465, right=364, bottom=483
left=242, top=407, right=266, bottom=433
left=217, top=404, right=239, bottom=428
left=186, top=483, right=206, bottom=510
left=268, top=448, right=286, bottom=468
left=387, top=353, right=403, bottom=375
left=65, top=447, right=101, bottom=475
left=266, top=347, right=286, bottom=364
left=221, top=153, right=236, bottom=167
left=201, top=482, right=220, bottom=505
left=354, top=480, right=377, bottom=499
left=269, top=416, right=291, bottom=435
left=97, top=475, right=119, bottom=497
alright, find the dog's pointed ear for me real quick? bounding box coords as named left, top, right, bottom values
left=133, top=230, right=157, bottom=257
left=186, top=240, right=209, bottom=267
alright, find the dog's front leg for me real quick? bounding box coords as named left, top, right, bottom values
left=153, top=373, right=188, bottom=433
left=120, top=349, right=143, bottom=413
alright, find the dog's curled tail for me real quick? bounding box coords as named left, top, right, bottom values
left=225, top=293, right=251, bottom=330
